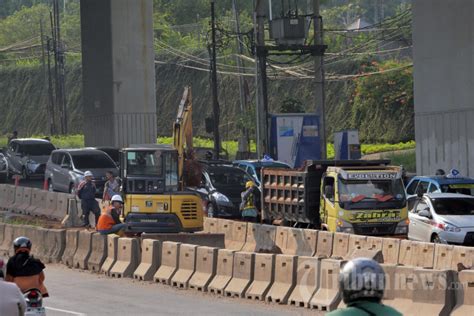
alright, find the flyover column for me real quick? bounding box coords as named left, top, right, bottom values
left=80, top=0, right=157, bottom=147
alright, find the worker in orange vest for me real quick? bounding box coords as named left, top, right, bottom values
left=96, top=195, right=126, bottom=235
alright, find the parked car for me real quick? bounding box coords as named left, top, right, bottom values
left=406, top=174, right=474, bottom=209
left=45, top=148, right=119, bottom=195
left=408, top=193, right=474, bottom=245
left=189, top=162, right=258, bottom=219
left=0, top=152, right=8, bottom=182
left=4, top=138, right=56, bottom=179
left=87, top=146, right=120, bottom=167
left=233, top=159, right=290, bottom=187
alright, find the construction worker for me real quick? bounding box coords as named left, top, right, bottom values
left=96, top=195, right=126, bottom=235
left=327, top=258, right=402, bottom=316
left=6, top=237, right=48, bottom=297
left=77, top=170, right=100, bottom=228
left=102, top=170, right=122, bottom=202
left=240, top=180, right=258, bottom=222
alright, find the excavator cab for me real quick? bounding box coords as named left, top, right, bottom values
left=120, top=145, right=203, bottom=233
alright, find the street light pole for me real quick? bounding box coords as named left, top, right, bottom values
left=210, top=0, right=221, bottom=159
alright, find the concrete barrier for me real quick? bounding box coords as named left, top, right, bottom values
left=382, top=238, right=400, bottom=264
left=61, top=230, right=79, bottom=267
left=347, top=235, right=367, bottom=255
left=288, top=256, right=320, bottom=308
left=398, top=240, right=434, bottom=268
left=36, top=228, right=65, bottom=263
left=309, top=259, right=345, bottom=311
left=277, top=227, right=317, bottom=257
left=346, top=248, right=384, bottom=262
left=9, top=186, right=24, bottom=212
left=189, top=246, right=218, bottom=292
left=0, top=223, right=5, bottom=246
left=72, top=230, right=94, bottom=270
left=203, top=217, right=218, bottom=233
left=0, top=225, right=15, bottom=257
left=434, top=244, right=454, bottom=270
left=452, top=270, right=474, bottom=315
left=245, top=253, right=275, bottom=300
left=380, top=264, right=397, bottom=301
left=217, top=218, right=233, bottom=238
left=208, top=249, right=236, bottom=295
left=383, top=265, right=415, bottom=314
left=0, top=184, right=6, bottom=206
left=366, top=236, right=383, bottom=251
left=88, top=233, right=108, bottom=273
left=154, top=241, right=181, bottom=285
left=109, top=237, right=140, bottom=278
left=171, top=244, right=197, bottom=289
left=226, top=222, right=247, bottom=251
left=29, top=190, right=48, bottom=217
left=51, top=193, right=71, bottom=220
left=133, top=239, right=161, bottom=281
left=25, top=189, right=41, bottom=215
left=142, top=233, right=224, bottom=248
left=1, top=185, right=16, bottom=211
left=275, top=227, right=289, bottom=254
left=314, top=231, right=333, bottom=258
left=44, top=192, right=58, bottom=218
left=101, top=234, right=119, bottom=275
left=224, top=252, right=255, bottom=298
left=265, top=254, right=297, bottom=304
left=410, top=269, right=457, bottom=316
left=242, top=223, right=277, bottom=253
left=452, top=245, right=474, bottom=270
left=331, top=233, right=349, bottom=259
left=14, top=187, right=32, bottom=214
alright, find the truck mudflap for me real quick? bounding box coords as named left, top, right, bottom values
left=124, top=213, right=190, bottom=234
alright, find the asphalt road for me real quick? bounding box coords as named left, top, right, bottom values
left=43, top=264, right=320, bottom=316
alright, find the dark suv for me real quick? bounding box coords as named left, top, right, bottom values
left=45, top=148, right=118, bottom=195
left=4, top=138, right=56, bottom=178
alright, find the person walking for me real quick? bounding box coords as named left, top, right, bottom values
left=96, top=195, right=126, bottom=235
left=102, top=171, right=122, bottom=202
left=240, top=181, right=258, bottom=222
left=77, top=170, right=100, bottom=228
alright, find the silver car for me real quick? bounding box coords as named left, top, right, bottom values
left=45, top=148, right=118, bottom=195
left=408, top=193, right=474, bottom=245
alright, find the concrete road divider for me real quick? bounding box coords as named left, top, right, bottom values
left=245, top=253, right=275, bottom=300
left=134, top=239, right=161, bottom=281
left=171, top=244, right=198, bottom=289
left=399, top=240, right=435, bottom=268
left=331, top=233, right=349, bottom=259
left=30, top=190, right=48, bottom=217
left=0, top=184, right=6, bottom=207
left=346, top=248, right=384, bottom=262
left=15, top=187, right=32, bottom=214
left=52, top=193, right=72, bottom=220
left=366, top=236, right=383, bottom=251
left=314, top=231, right=333, bottom=258
left=383, top=266, right=415, bottom=314
left=226, top=222, right=247, bottom=251
left=32, top=228, right=49, bottom=261
left=452, top=270, right=474, bottom=315
left=265, top=254, right=297, bottom=304
left=72, top=230, right=94, bottom=270
left=154, top=241, right=181, bottom=285
left=61, top=230, right=79, bottom=267
left=101, top=234, right=119, bottom=275
left=275, top=227, right=289, bottom=254
left=217, top=218, right=233, bottom=237
left=88, top=233, right=108, bottom=273
left=347, top=235, right=367, bottom=254
left=0, top=223, right=5, bottom=246
left=44, top=192, right=58, bottom=218
left=276, top=227, right=317, bottom=257
left=142, top=233, right=224, bottom=248
left=203, top=217, right=218, bottom=233
left=25, top=189, right=41, bottom=215
left=0, top=224, right=14, bottom=257
left=434, top=244, right=454, bottom=270
left=288, top=256, right=320, bottom=308
left=224, top=252, right=255, bottom=298
left=382, top=238, right=400, bottom=264
left=410, top=269, right=457, bottom=316
left=109, top=237, right=141, bottom=278
left=380, top=264, right=397, bottom=302
left=2, top=185, right=16, bottom=211
left=189, top=246, right=218, bottom=292
left=309, top=259, right=345, bottom=311
left=208, top=249, right=236, bottom=295
left=242, top=223, right=277, bottom=253
left=451, top=245, right=474, bottom=270
left=47, top=229, right=66, bottom=263
left=217, top=219, right=242, bottom=250
left=10, top=186, right=24, bottom=213
left=241, top=223, right=260, bottom=252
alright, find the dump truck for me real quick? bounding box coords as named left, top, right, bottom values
left=261, top=160, right=408, bottom=237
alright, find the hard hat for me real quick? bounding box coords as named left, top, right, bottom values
left=13, top=236, right=32, bottom=253
left=111, top=195, right=123, bottom=204
left=245, top=181, right=255, bottom=189
left=339, top=258, right=385, bottom=304
left=84, top=171, right=93, bottom=177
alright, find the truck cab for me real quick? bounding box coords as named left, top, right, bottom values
left=120, top=145, right=203, bottom=233
left=320, top=166, right=408, bottom=236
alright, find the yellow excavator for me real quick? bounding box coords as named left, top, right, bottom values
left=120, top=87, right=203, bottom=233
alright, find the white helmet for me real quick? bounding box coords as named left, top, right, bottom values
left=111, top=195, right=123, bottom=204
left=84, top=171, right=93, bottom=177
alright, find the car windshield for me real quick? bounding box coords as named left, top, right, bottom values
left=208, top=167, right=252, bottom=187
left=72, top=154, right=116, bottom=170
left=339, top=178, right=406, bottom=204
left=20, top=143, right=55, bottom=156
left=100, top=149, right=119, bottom=162
left=440, top=184, right=474, bottom=196
left=431, top=198, right=474, bottom=215
left=126, top=151, right=162, bottom=176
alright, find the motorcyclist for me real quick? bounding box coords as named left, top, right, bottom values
left=327, top=258, right=401, bottom=316
left=5, top=236, right=49, bottom=297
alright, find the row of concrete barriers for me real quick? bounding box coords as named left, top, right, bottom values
left=203, top=217, right=474, bottom=271
left=1, top=222, right=473, bottom=313
left=0, top=184, right=78, bottom=223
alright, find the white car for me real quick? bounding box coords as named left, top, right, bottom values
left=408, top=193, right=474, bottom=245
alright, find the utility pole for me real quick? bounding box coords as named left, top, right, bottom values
left=255, top=0, right=268, bottom=157
left=313, top=0, right=327, bottom=159
left=233, top=0, right=249, bottom=158
left=210, top=0, right=221, bottom=159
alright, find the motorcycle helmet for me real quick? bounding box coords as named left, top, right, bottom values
left=13, top=236, right=32, bottom=253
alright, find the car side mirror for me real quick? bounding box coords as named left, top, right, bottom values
left=419, top=209, right=432, bottom=219
left=324, top=185, right=334, bottom=200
